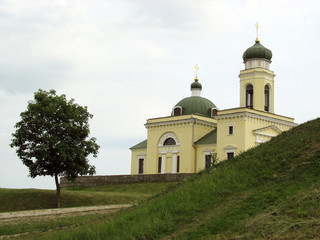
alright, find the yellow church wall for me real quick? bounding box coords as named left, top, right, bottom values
left=215, top=116, right=246, bottom=161
left=143, top=115, right=217, bottom=174
left=215, top=108, right=296, bottom=161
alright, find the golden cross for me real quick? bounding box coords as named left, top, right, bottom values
left=195, top=64, right=199, bottom=79
left=255, top=22, right=259, bottom=39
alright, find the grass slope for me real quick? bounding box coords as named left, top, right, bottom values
left=18, top=118, right=320, bottom=239
left=0, top=182, right=169, bottom=212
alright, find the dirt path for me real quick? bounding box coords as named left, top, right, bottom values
left=0, top=204, right=132, bottom=239
left=0, top=204, right=131, bottom=222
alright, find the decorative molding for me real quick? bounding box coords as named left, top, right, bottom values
left=158, top=132, right=180, bottom=146
left=253, top=125, right=282, bottom=146
left=253, top=125, right=282, bottom=135
left=136, top=153, right=146, bottom=157
left=224, top=145, right=237, bottom=151
left=202, top=148, right=214, bottom=153
left=145, top=118, right=216, bottom=131
left=215, top=110, right=297, bottom=129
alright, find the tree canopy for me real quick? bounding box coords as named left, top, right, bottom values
left=10, top=89, right=100, bottom=207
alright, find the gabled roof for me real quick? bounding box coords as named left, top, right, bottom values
left=194, top=129, right=217, bottom=145
left=130, top=139, right=147, bottom=150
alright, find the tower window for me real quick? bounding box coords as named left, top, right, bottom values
left=246, top=84, right=253, bottom=109
left=264, top=85, right=270, bottom=112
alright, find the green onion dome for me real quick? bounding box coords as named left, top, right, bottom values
left=174, top=96, right=217, bottom=117
left=191, top=78, right=202, bottom=90
left=242, top=39, right=272, bottom=62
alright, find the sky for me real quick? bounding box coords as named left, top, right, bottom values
left=1, top=0, right=319, bottom=189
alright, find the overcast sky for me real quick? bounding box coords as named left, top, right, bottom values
left=1, top=0, right=319, bottom=189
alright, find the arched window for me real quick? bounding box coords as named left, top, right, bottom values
left=264, top=85, right=270, bottom=112
left=211, top=108, right=218, bottom=117
left=246, top=84, right=253, bottom=108
left=163, top=138, right=176, bottom=146
left=173, top=106, right=182, bottom=116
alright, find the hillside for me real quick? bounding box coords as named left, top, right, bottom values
left=23, top=118, right=320, bottom=239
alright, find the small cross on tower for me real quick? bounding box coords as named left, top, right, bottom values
left=195, top=64, right=199, bottom=81
left=255, top=22, right=260, bottom=42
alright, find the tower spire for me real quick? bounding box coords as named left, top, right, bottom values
left=194, top=64, right=199, bottom=81
left=255, top=22, right=260, bottom=42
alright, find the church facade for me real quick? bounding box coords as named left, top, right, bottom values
left=130, top=35, right=297, bottom=175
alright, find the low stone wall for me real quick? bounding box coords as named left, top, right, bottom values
left=60, top=173, right=195, bottom=188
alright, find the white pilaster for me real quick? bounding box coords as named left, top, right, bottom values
left=161, top=154, right=166, bottom=173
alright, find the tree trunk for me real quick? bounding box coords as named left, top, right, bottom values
left=55, top=173, right=61, bottom=208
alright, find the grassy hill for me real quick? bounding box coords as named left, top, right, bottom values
left=15, top=118, right=320, bottom=239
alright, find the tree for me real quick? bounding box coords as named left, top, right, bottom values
left=10, top=89, right=100, bottom=208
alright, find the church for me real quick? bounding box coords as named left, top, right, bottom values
left=130, top=29, right=297, bottom=175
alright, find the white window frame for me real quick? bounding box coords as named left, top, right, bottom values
left=136, top=153, right=146, bottom=174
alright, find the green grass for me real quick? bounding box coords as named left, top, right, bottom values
left=0, top=182, right=171, bottom=238
left=0, top=182, right=170, bottom=212
left=22, top=117, right=320, bottom=240
left=0, top=210, right=115, bottom=237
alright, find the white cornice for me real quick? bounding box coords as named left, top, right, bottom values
left=145, top=117, right=217, bottom=129
left=215, top=110, right=297, bottom=127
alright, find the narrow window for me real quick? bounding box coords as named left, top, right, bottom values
left=227, top=152, right=234, bottom=160
left=205, top=155, right=212, bottom=169
left=158, top=157, right=162, bottom=173
left=177, top=156, right=180, bottom=173
left=138, top=158, right=144, bottom=174
left=246, top=84, right=253, bottom=108
left=229, top=126, right=233, bottom=135
left=264, top=85, right=270, bottom=112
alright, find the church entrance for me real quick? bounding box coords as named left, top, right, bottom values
left=158, top=132, right=180, bottom=174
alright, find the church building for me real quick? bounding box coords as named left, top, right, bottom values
left=130, top=29, right=297, bottom=175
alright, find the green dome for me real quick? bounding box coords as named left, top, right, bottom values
left=242, top=40, right=272, bottom=62
left=174, top=96, right=217, bottom=117
left=191, top=79, right=202, bottom=90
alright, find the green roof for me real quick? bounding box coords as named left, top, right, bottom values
left=130, top=139, right=147, bottom=150
left=174, top=96, right=216, bottom=117
left=195, top=129, right=217, bottom=145
left=242, top=39, right=272, bottom=62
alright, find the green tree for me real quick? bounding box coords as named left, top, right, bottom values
left=10, top=89, right=100, bottom=208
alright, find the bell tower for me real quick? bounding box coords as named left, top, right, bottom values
left=239, top=23, right=275, bottom=113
